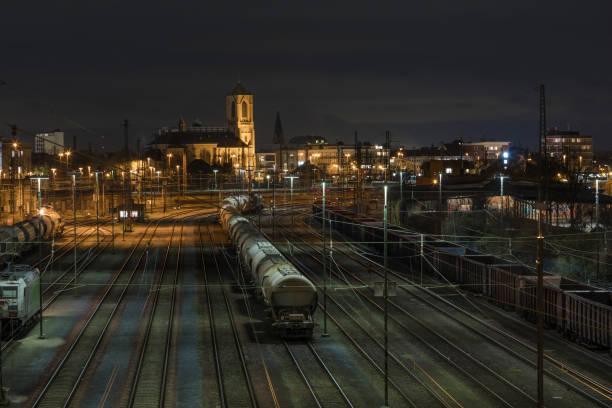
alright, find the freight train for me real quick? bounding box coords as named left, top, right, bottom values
left=0, top=264, right=41, bottom=332
left=314, top=204, right=612, bottom=352
left=220, top=195, right=317, bottom=337
left=0, top=205, right=64, bottom=266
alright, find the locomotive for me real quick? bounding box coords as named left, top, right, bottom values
left=0, top=205, right=64, bottom=266
left=0, top=264, right=40, bottom=331
left=220, top=195, right=317, bottom=337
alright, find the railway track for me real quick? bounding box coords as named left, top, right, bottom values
left=28, top=217, right=111, bottom=271
left=0, top=223, right=111, bottom=348
left=283, top=340, right=354, bottom=408
left=198, top=222, right=259, bottom=408
left=290, top=219, right=612, bottom=407
left=127, top=220, right=183, bottom=408
left=271, top=233, right=458, bottom=408
left=331, top=234, right=612, bottom=406
left=29, top=210, right=201, bottom=408
left=280, top=224, right=531, bottom=407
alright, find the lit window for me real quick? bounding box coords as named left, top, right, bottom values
left=242, top=101, right=248, bottom=119
left=445, top=168, right=452, bottom=174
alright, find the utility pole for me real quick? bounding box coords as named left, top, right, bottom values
left=536, top=203, right=545, bottom=408
left=538, top=85, right=547, bottom=206
left=383, top=184, right=389, bottom=407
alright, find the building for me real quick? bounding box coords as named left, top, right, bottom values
left=545, top=129, right=593, bottom=171
left=35, top=130, right=64, bottom=155
left=149, top=82, right=256, bottom=172
left=0, top=141, right=32, bottom=177
left=463, top=141, right=511, bottom=161
left=258, top=137, right=392, bottom=181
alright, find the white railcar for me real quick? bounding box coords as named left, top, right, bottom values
left=220, top=196, right=317, bottom=337
left=0, top=264, right=41, bottom=330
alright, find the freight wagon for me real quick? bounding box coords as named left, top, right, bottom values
left=312, top=204, right=612, bottom=351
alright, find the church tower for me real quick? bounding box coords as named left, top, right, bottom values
left=226, top=81, right=255, bottom=169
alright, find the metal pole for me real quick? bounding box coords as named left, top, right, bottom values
left=383, top=185, right=389, bottom=407
left=322, top=181, right=328, bottom=337
left=536, top=207, right=544, bottom=408
left=111, top=183, right=115, bottom=254
left=72, top=173, right=77, bottom=291
left=399, top=171, right=403, bottom=201
left=272, top=166, right=276, bottom=238
left=439, top=172, right=442, bottom=209
left=290, top=177, right=294, bottom=237
left=500, top=175, right=505, bottom=229
left=102, top=178, right=105, bottom=216
left=420, top=233, right=424, bottom=287
left=595, top=178, right=599, bottom=229
left=37, top=178, right=45, bottom=339
left=95, top=172, right=100, bottom=245
left=500, top=175, right=504, bottom=214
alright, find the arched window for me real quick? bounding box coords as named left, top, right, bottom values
left=242, top=101, right=248, bottom=119
left=231, top=101, right=236, bottom=119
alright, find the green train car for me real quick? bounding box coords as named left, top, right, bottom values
left=0, top=264, right=40, bottom=329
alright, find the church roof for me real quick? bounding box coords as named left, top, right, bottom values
left=150, top=128, right=247, bottom=148
left=227, top=81, right=251, bottom=95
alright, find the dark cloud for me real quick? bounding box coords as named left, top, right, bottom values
left=1, top=1, right=611, bottom=150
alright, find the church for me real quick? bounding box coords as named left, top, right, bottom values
left=149, top=82, right=256, bottom=171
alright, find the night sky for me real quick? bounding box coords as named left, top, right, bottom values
left=1, top=1, right=611, bottom=151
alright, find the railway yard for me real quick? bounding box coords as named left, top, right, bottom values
left=1, top=192, right=611, bottom=407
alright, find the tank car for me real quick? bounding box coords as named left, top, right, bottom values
left=0, top=263, right=41, bottom=331
left=0, top=205, right=64, bottom=266
left=220, top=196, right=317, bottom=337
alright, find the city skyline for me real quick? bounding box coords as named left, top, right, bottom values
left=1, top=2, right=611, bottom=150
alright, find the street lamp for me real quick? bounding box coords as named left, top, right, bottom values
left=321, top=181, right=328, bottom=337
left=499, top=174, right=507, bottom=214
left=213, top=169, right=219, bottom=189
left=439, top=172, right=443, bottom=209
left=94, top=171, right=102, bottom=245
left=156, top=170, right=161, bottom=210
left=166, top=153, right=173, bottom=176
left=31, top=176, right=48, bottom=340
left=71, top=172, right=78, bottom=292
left=266, top=174, right=270, bottom=189
left=285, top=176, right=299, bottom=238
left=176, top=164, right=181, bottom=208
left=595, top=178, right=600, bottom=229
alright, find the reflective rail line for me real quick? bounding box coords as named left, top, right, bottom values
left=299, top=219, right=612, bottom=407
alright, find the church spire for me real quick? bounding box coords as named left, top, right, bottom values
left=273, top=112, right=284, bottom=145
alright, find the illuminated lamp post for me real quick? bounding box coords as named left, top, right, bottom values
left=322, top=181, right=328, bottom=337
left=32, top=176, right=48, bottom=339
left=285, top=176, right=299, bottom=238
left=176, top=164, right=181, bottom=208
